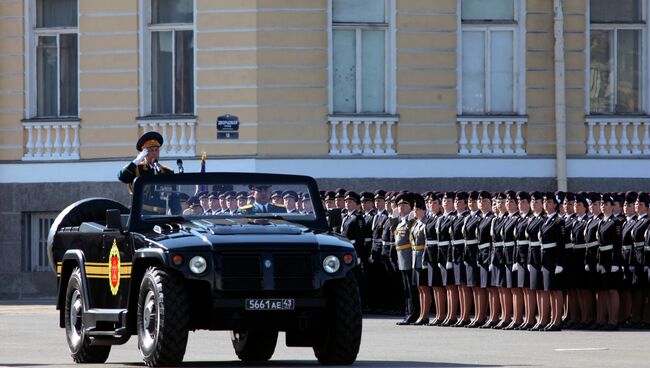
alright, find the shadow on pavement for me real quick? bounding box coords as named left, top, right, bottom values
left=113, top=360, right=514, bottom=367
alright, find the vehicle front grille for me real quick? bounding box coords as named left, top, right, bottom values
left=216, top=252, right=316, bottom=291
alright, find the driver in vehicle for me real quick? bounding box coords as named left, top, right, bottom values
left=238, top=185, right=287, bottom=214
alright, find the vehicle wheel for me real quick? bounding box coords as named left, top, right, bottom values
left=231, top=330, right=278, bottom=362
left=64, top=267, right=111, bottom=363
left=313, top=272, right=362, bottom=365
left=137, top=267, right=189, bottom=367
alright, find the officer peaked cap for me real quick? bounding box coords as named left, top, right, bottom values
left=360, top=192, right=375, bottom=202
left=530, top=191, right=544, bottom=201
left=564, top=192, right=576, bottom=202
left=324, top=190, right=336, bottom=201
left=504, top=190, right=517, bottom=201
left=637, top=192, right=649, bottom=206
left=236, top=191, right=248, bottom=200
left=555, top=191, right=566, bottom=203
left=587, top=192, right=602, bottom=204
left=335, top=188, right=347, bottom=198
left=601, top=192, right=615, bottom=205
left=455, top=191, right=469, bottom=201
left=575, top=192, right=589, bottom=207
left=412, top=193, right=426, bottom=211
left=469, top=191, right=480, bottom=200
left=282, top=190, right=298, bottom=200
left=136, top=131, right=163, bottom=152
left=625, top=191, right=638, bottom=204
left=271, top=190, right=283, bottom=198
left=442, top=191, right=456, bottom=200
left=516, top=191, right=530, bottom=201
left=543, top=191, right=559, bottom=204
left=344, top=191, right=361, bottom=203
left=374, top=190, right=387, bottom=200
left=395, top=192, right=414, bottom=208
left=478, top=190, right=491, bottom=200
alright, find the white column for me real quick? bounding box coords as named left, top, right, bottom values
left=351, top=121, right=362, bottom=154
left=470, top=121, right=480, bottom=154
left=480, top=121, right=490, bottom=154
left=642, top=121, right=650, bottom=154
left=43, top=125, right=52, bottom=157
left=25, top=125, right=34, bottom=158
left=597, top=121, right=607, bottom=155
left=62, top=124, right=71, bottom=157
left=514, top=121, right=525, bottom=155
left=362, top=120, right=372, bottom=155
left=329, top=120, right=340, bottom=155
left=458, top=120, right=469, bottom=154
left=72, top=125, right=80, bottom=157
left=159, top=122, right=168, bottom=154
left=385, top=120, right=395, bottom=155
left=492, top=121, right=503, bottom=154
left=340, top=120, right=351, bottom=155
left=373, top=121, right=384, bottom=155
left=169, top=122, right=179, bottom=155
left=631, top=121, right=641, bottom=155
left=503, top=120, right=514, bottom=154
left=187, top=121, right=196, bottom=156
left=586, top=121, right=596, bottom=154
left=178, top=122, right=187, bottom=155
left=618, top=121, right=631, bottom=155
left=52, top=125, right=61, bottom=157
left=34, top=125, right=43, bottom=157
left=607, top=121, right=619, bottom=154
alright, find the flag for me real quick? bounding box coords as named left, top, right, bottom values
left=195, top=152, right=207, bottom=194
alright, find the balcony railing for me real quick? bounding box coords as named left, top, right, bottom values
left=457, top=116, right=527, bottom=155
left=328, top=115, right=398, bottom=156
left=585, top=116, right=650, bottom=155
left=22, top=121, right=80, bottom=160
left=137, top=118, right=196, bottom=157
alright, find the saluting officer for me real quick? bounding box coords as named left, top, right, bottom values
left=118, top=131, right=173, bottom=194
left=411, top=193, right=431, bottom=325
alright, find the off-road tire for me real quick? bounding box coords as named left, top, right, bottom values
left=231, top=330, right=278, bottom=362
left=137, top=267, right=189, bottom=367
left=313, top=271, right=362, bottom=365
left=64, top=267, right=111, bottom=363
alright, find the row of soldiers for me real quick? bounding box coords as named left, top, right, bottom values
left=179, top=189, right=312, bottom=215
left=322, top=188, right=650, bottom=331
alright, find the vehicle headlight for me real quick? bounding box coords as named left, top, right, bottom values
left=323, top=255, right=341, bottom=274
left=189, top=256, right=207, bottom=274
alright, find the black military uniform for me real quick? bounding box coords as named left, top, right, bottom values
left=324, top=191, right=343, bottom=233
left=597, top=194, right=624, bottom=291
left=631, top=193, right=650, bottom=287
left=437, top=192, right=456, bottom=286
left=393, top=193, right=419, bottom=325
left=118, top=131, right=173, bottom=195
left=584, top=192, right=603, bottom=289
left=561, top=192, right=577, bottom=290
left=526, top=191, right=546, bottom=291
left=539, top=193, right=565, bottom=292
left=490, top=193, right=508, bottom=288
left=621, top=192, right=638, bottom=289
left=340, top=192, right=366, bottom=256
left=570, top=193, right=591, bottom=289
left=476, top=193, right=495, bottom=289
left=513, top=191, right=532, bottom=289
left=381, top=192, right=403, bottom=313
left=462, top=191, right=482, bottom=288
left=449, top=192, right=470, bottom=286
left=368, top=190, right=389, bottom=311
left=502, top=191, right=521, bottom=289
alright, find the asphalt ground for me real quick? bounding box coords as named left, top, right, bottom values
left=0, top=300, right=649, bottom=368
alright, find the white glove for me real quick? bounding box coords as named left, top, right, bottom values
left=629, top=265, right=636, bottom=273
left=133, top=148, right=148, bottom=164
left=463, top=261, right=469, bottom=267
left=585, top=264, right=590, bottom=272
left=597, top=265, right=606, bottom=274
left=555, top=265, right=563, bottom=274
left=489, top=264, right=494, bottom=272
left=446, top=261, right=453, bottom=270
left=512, top=263, right=519, bottom=272
left=527, top=264, right=532, bottom=272
left=438, top=263, right=443, bottom=269
left=646, top=266, right=650, bottom=279
left=611, top=265, right=620, bottom=273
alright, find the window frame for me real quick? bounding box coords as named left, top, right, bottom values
left=24, top=212, right=58, bottom=272
left=457, top=0, right=526, bottom=116
left=328, top=0, right=396, bottom=116
left=586, top=0, right=648, bottom=115
left=140, top=0, right=196, bottom=117
left=25, top=0, right=79, bottom=119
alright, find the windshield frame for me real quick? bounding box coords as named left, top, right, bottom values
left=129, top=172, right=329, bottom=232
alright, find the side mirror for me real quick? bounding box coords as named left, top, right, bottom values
left=106, top=209, right=122, bottom=231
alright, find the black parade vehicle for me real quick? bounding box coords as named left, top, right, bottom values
left=47, top=172, right=362, bottom=366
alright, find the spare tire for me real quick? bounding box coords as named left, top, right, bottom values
left=47, top=198, right=129, bottom=272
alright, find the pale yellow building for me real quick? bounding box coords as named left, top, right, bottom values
left=1, top=0, right=649, bottom=297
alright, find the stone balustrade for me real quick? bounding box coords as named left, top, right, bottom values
left=328, top=116, right=398, bottom=156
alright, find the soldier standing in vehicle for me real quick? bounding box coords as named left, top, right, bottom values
left=118, top=131, right=173, bottom=194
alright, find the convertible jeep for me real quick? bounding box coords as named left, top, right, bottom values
left=47, top=173, right=362, bottom=366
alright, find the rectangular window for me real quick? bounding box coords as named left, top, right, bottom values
left=25, top=213, right=57, bottom=272
left=460, top=0, right=518, bottom=114
left=148, top=0, right=194, bottom=115
left=589, top=0, right=644, bottom=114
left=331, top=0, right=388, bottom=114
left=33, top=0, right=78, bottom=118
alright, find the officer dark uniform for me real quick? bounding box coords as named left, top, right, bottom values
left=526, top=191, right=546, bottom=296
left=539, top=192, right=566, bottom=331
left=118, top=131, right=173, bottom=194
left=424, top=192, right=442, bottom=289
left=449, top=191, right=470, bottom=288
left=584, top=192, right=603, bottom=291
left=630, top=193, right=650, bottom=310
left=382, top=191, right=404, bottom=314
left=462, top=191, right=482, bottom=290
left=237, top=185, right=286, bottom=214
left=474, top=191, right=495, bottom=328
left=324, top=191, right=343, bottom=233
left=512, top=191, right=533, bottom=330
left=569, top=192, right=592, bottom=329
left=490, top=192, right=508, bottom=290
left=368, top=190, right=389, bottom=312
left=437, top=192, right=457, bottom=289
left=360, top=191, right=377, bottom=268
left=621, top=192, right=638, bottom=291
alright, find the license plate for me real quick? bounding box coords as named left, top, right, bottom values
left=245, top=298, right=295, bottom=311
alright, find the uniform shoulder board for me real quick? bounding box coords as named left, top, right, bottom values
left=275, top=203, right=286, bottom=207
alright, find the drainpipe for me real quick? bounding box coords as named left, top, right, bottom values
left=553, top=0, right=568, bottom=191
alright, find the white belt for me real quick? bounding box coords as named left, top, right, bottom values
left=373, top=239, right=382, bottom=244
left=530, top=241, right=541, bottom=247
left=426, top=240, right=437, bottom=246
left=517, top=240, right=530, bottom=246
left=382, top=241, right=394, bottom=246
left=364, top=238, right=372, bottom=242
left=634, top=242, right=645, bottom=248
left=586, top=241, right=599, bottom=248
left=574, top=243, right=586, bottom=249
left=452, top=239, right=465, bottom=245
left=599, top=244, right=613, bottom=251
left=478, top=243, right=491, bottom=250
left=437, top=241, right=450, bottom=246
left=565, top=243, right=574, bottom=249
left=542, top=242, right=557, bottom=249
left=645, top=246, right=650, bottom=251
left=623, top=245, right=632, bottom=251
left=494, top=242, right=504, bottom=247
left=504, top=241, right=515, bottom=247
left=465, top=239, right=479, bottom=246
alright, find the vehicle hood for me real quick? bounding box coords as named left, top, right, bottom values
left=142, top=218, right=352, bottom=251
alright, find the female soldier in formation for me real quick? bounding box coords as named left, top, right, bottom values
left=490, top=193, right=508, bottom=328
left=595, top=193, right=623, bottom=330
left=449, top=192, right=471, bottom=326
left=526, top=191, right=546, bottom=330
left=470, top=191, right=493, bottom=328
left=539, top=192, right=565, bottom=331
left=513, top=191, right=533, bottom=329
left=411, top=193, right=430, bottom=325
left=425, top=193, right=445, bottom=325
left=436, top=192, right=457, bottom=326
left=462, top=191, right=482, bottom=327
left=583, top=192, right=602, bottom=328
left=570, top=192, right=592, bottom=328
left=501, top=190, right=520, bottom=329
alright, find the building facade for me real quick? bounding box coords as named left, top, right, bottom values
left=1, top=0, right=649, bottom=297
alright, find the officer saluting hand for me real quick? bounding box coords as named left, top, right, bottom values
left=118, top=131, right=173, bottom=193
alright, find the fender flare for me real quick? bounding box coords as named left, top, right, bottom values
left=125, top=248, right=168, bottom=332
left=57, top=250, right=90, bottom=327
